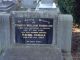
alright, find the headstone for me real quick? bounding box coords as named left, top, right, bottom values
left=0, top=1, right=73, bottom=60
left=21, top=0, right=38, bottom=9
left=57, top=14, right=73, bottom=60
left=11, top=11, right=57, bottom=44
left=0, top=11, right=64, bottom=60
left=0, top=0, right=2, bottom=2
left=41, top=0, right=54, bottom=4
left=15, top=18, right=53, bottom=44
left=0, top=1, right=15, bottom=12
left=0, top=13, right=10, bottom=50
left=35, top=0, right=57, bottom=12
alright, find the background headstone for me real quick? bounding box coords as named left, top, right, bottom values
left=41, top=0, right=54, bottom=4
left=21, top=0, right=38, bottom=9
left=0, top=13, right=10, bottom=51
left=57, top=14, right=73, bottom=52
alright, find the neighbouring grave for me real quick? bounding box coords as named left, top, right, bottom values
left=0, top=1, right=16, bottom=12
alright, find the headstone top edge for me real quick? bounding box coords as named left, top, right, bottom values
left=11, top=11, right=58, bottom=14
left=11, top=11, right=58, bottom=18
left=0, top=12, right=10, bottom=16
left=58, top=14, right=73, bottom=21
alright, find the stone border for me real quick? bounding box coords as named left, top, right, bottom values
left=11, top=11, right=58, bottom=18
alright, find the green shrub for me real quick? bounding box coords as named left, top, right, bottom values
left=58, top=0, right=80, bottom=25
left=58, top=0, right=74, bottom=14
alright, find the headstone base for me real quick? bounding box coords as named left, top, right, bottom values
left=1, top=45, right=63, bottom=60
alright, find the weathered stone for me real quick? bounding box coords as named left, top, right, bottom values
left=57, top=14, right=73, bottom=52
left=2, top=45, right=63, bottom=60
left=0, top=1, right=15, bottom=12
left=41, top=0, right=54, bottom=4
left=0, top=13, right=10, bottom=50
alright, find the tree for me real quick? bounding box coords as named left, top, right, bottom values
left=74, top=0, right=80, bottom=25
left=58, top=0, right=80, bottom=25
left=58, top=0, right=74, bottom=14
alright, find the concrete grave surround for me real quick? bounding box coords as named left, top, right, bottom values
left=1, top=45, right=63, bottom=60
left=0, top=11, right=73, bottom=60
left=21, top=0, right=38, bottom=8
left=0, top=0, right=73, bottom=60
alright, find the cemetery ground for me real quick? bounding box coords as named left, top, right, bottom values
left=72, top=24, right=80, bottom=60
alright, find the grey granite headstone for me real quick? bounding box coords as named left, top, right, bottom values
left=0, top=11, right=62, bottom=60
left=21, top=0, right=38, bottom=9
left=0, top=11, right=73, bottom=60
left=11, top=11, right=58, bottom=45
left=35, top=0, right=57, bottom=12
left=57, top=14, right=73, bottom=52
left=57, top=15, right=73, bottom=60
left=0, top=13, right=10, bottom=50
left=0, top=1, right=16, bottom=12
left=41, top=0, right=54, bottom=4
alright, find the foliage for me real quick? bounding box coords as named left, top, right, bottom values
left=58, top=0, right=80, bottom=25
left=58, top=0, right=74, bottom=14
left=73, top=0, right=80, bottom=25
